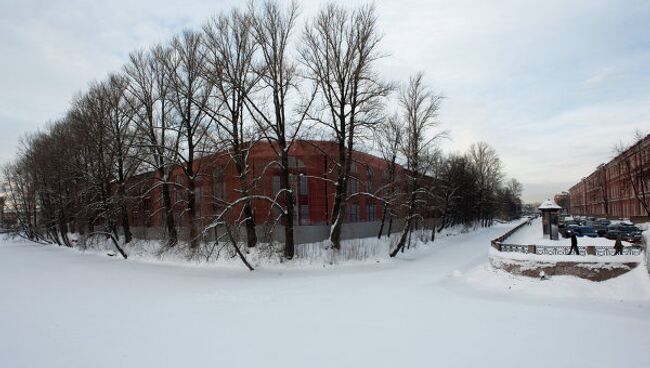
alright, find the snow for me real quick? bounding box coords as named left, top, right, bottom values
left=467, top=256, right=650, bottom=302
left=1, top=221, right=650, bottom=368
left=538, top=198, right=562, bottom=210
left=507, top=217, right=636, bottom=247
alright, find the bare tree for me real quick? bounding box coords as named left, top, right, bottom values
left=467, top=141, right=503, bottom=227
left=163, top=31, right=213, bottom=251
left=301, top=3, right=391, bottom=250
left=124, top=46, right=180, bottom=247
left=498, top=178, right=523, bottom=220
left=375, top=114, right=402, bottom=239
left=390, top=73, right=443, bottom=257
left=3, top=158, right=43, bottom=242
left=69, top=85, right=128, bottom=259
left=245, top=0, right=315, bottom=259
left=201, top=9, right=260, bottom=249
left=103, top=73, right=141, bottom=244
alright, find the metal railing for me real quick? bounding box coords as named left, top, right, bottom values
left=491, top=219, right=643, bottom=257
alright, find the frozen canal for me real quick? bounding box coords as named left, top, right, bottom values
left=1, top=222, right=649, bottom=368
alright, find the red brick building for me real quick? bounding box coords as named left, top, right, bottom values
left=568, top=133, right=650, bottom=221
left=553, top=191, right=570, bottom=213
left=128, top=140, right=406, bottom=230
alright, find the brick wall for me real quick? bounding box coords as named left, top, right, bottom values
left=569, top=134, right=650, bottom=220
left=125, top=140, right=409, bottom=230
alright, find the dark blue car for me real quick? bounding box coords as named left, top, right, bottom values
left=606, top=224, right=643, bottom=243
left=567, top=225, right=598, bottom=238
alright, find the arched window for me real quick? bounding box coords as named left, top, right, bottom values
left=366, top=166, right=373, bottom=192
left=347, top=177, right=359, bottom=196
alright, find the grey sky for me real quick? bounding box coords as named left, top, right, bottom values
left=1, top=0, right=649, bottom=202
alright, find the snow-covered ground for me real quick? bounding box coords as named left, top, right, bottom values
left=1, top=222, right=650, bottom=368
left=508, top=217, right=636, bottom=247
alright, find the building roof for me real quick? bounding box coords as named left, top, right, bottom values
left=538, top=199, right=562, bottom=210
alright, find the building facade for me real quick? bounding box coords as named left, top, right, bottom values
left=126, top=140, right=408, bottom=232
left=568, top=134, right=650, bottom=221
left=553, top=191, right=570, bottom=213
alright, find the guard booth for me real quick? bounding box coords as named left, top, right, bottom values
left=538, top=199, right=562, bottom=240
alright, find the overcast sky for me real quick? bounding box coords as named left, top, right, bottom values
left=1, top=0, right=649, bottom=202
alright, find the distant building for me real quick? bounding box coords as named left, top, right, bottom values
left=568, top=133, right=650, bottom=221
left=553, top=191, right=570, bottom=213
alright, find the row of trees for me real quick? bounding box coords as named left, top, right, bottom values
left=3, top=1, right=522, bottom=265
left=373, top=118, right=523, bottom=258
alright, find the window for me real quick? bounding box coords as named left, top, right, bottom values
left=195, top=185, right=204, bottom=218
left=142, top=198, right=152, bottom=227
left=142, top=198, right=152, bottom=212
left=367, top=204, right=376, bottom=222
left=366, top=166, right=374, bottom=192
left=272, top=175, right=281, bottom=197
left=348, top=204, right=359, bottom=222
left=289, top=174, right=297, bottom=195
left=175, top=176, right=184, bottom=204
left=300, top=204, right=309, bottom=225
left=347, top=178, right=359, bottom=196
left=213, top=167, right=225, bottom=200
left=299, top=175, right=308, bottom=196
left=289, top=157, right=305, bottom=168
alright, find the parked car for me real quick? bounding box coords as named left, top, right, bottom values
left=592, top=219, right=611, bottom=236
left=605, top=224, right=643, bottom=243
left=563, top=224, right=597, bottom=237
left=561, top=216, right=577, bottom=228
left=574, top=226, right=598, bottom=238
left=562, top=223, right=579, bottom=237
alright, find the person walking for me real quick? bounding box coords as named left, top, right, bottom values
left=568, top=231, right=579, bottom=255
left=614, top=233, right=624, bottom=255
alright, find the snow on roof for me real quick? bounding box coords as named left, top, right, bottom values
left=538, top=199, right=562, bottom=210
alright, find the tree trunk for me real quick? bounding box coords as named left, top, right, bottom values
left=390, top=218, right=412, bottom=257
left=329, top=141, right=349, bottom=250
left=234, top=149, right=258, bottom=249
left=160, top=176, right=178, bottom=247
left=387, top=216, right=394, bottom=237
left=281, top=152, right=295, bottom=259
left=106, top=215, right=128, bottom=259
left=390, top=180, right=417, bottom=257
left=120, top=203, right=132, bottom=244
left=377, top=204, right=388, bottom=239
left=187, top=177, right=199, bottom=249
left=109, top=233, right=128, bottom=259
left=58, top=216, right=72, bottom=247
left=329, top=173, right=347, bottom=250
left=430, top=221, right=436, bottom=242
left=242, top=202, right=258, bottom=248
left=224, top=223, right=254, bottom=271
